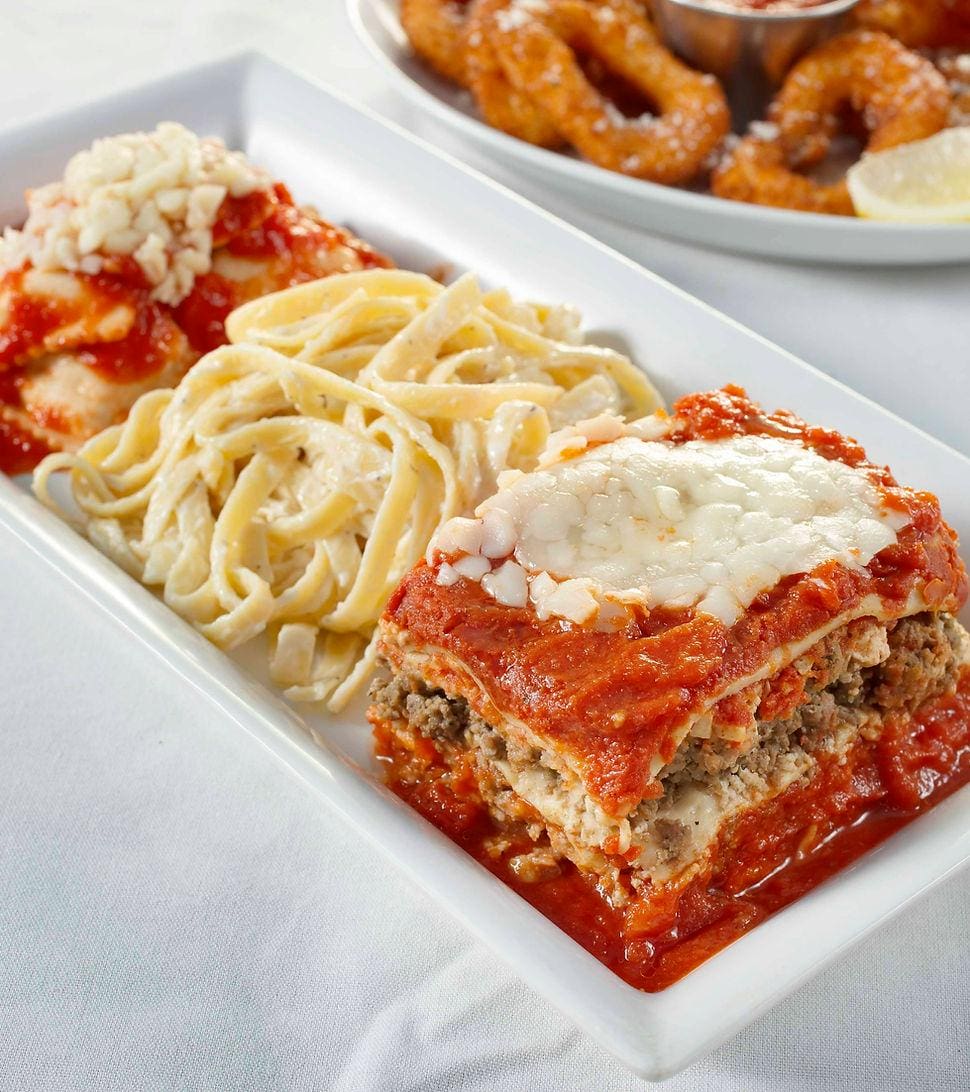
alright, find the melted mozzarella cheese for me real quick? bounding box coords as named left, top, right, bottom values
left=1, top=123, right=269, bottom=305
left=445, top=432, right=909, bottom=625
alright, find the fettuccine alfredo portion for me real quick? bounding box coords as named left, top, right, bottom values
left=34, top=269, right=661, bottom=710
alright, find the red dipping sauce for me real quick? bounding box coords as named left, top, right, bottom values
left=698, top=0, right=836, bottom=10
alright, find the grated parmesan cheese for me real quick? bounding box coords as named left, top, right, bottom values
left=433, top=424, right=910, bottom=627
left=0, top=122, right=270, bottom=306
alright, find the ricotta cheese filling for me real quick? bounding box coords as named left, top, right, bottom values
left=433, top=419, right=910, bottom=626
left=0, top=122, right=270, bottom=306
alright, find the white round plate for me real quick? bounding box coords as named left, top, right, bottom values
left=350, top=0, right=970, bottom=266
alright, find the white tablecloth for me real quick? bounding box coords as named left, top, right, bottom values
left=1, top=3, right=968, bottom=1089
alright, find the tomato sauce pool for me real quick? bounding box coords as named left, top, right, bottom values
left=376, top=674, right=970, bottom=992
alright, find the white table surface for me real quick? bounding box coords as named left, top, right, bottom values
left=1, top=3, right=969, bottom=1089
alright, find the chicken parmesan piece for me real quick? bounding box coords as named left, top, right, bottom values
left=370, top=386, right=970, bottom=986
left=0, top=125, right=389, bottom=474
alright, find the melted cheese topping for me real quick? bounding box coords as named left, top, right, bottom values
left=437, top=431, right=909, bottom=625
left=0, top=123, right=269, bottom=305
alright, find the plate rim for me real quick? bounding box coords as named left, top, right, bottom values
left=2, top=50, right=970, bottom=1081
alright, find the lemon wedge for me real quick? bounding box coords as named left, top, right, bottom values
left=847, top=129, right=970, bottom=223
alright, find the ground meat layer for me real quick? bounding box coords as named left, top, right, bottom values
left=370, top=612, right=970, bottom=895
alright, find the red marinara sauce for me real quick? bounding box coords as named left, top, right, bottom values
left=0, top=419, right=51, bottom=477
left=76, top=303, right=181, bottom=383
left=0, top=372, right=51, bottom=475
left=376, top=674, right=970, bottom=991
left=0, top=266, right=143, bottom=370
left=174, top=184, right=390, bottom=353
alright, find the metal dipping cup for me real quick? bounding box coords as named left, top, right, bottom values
left=648, top=0, right=860, bottom=130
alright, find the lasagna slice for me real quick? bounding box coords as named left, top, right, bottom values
left=370, top=386, right=969, bottom=936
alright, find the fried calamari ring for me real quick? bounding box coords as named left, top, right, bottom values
left=854, top=0, right=970, bottom=50
left=400, top=0, right=472, bottom=86
left=465, top=0, right=564, bottom=146
left=712, top=31, right=951, bottom=215
left=777, top=32, right=951, bottom=164
left=489, top=0, right=731, bottom=184
left=712, top=137, right=860, bottom=215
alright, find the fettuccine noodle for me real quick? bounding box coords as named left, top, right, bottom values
left=33, top=269, right=661, bottom=710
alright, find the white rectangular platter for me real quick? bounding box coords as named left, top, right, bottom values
left=2, top=53, right=969, bottom=1081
